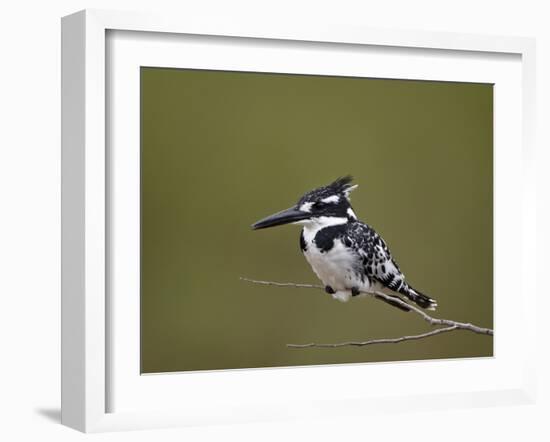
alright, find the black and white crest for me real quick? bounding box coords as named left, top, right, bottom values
left=295, top=176, right=359, bottom=220
left=298, top=175, right=358, bottom=206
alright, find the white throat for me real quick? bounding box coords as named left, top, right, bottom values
left=293, top=215, right=347, bottom=228
left=297, top=216, right=348, bottom=242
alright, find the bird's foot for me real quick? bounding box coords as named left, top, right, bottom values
left=351, top=287, right=361, bottom=296
left=325, top=285, right=335, bottom=295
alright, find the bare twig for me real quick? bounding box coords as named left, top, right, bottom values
left=240, top=277, right=323, bottom=290
left=240, top=277, right=493, bottom=348
left=287, top=325, right=458, bottom=348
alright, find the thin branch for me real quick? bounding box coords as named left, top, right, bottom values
left=240, top=277, right=323, bottom=290
left=241, top=277, right=493, bottom=348
left=287, top=325, right=458, bottom=348
left=370, top=290, right=493, bottom=336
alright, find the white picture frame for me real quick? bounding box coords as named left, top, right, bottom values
left=61, top=9, right=537, bottom=433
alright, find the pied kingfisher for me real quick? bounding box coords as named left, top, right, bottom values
left=252, top=176, right=437, bottom=311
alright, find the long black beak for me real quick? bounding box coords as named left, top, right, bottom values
left=252, top=206, right=310, bottom=230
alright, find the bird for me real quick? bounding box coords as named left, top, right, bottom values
left=251, top=176, right=437, bottom=312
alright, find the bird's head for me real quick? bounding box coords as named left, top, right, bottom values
left=252, top=176, right=359, bottom=230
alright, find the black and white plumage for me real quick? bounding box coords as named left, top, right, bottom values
left=252, top=176, right=437, bottom=311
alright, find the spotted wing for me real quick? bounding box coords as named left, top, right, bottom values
left=345, top=222, right=408, bottom=293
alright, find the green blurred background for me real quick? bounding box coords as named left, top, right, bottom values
left=141, top=67, right=493, bottom=374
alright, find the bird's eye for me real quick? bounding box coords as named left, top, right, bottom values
left=314, top=201, right=327, bottom=209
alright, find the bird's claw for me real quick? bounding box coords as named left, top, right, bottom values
left=325, top=285, right=335, bottom=294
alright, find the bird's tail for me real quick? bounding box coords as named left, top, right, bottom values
left=402, top=285, right=437, bottom=310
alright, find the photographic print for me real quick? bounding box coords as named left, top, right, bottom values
left=140, top=67, right=493, bottom=374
